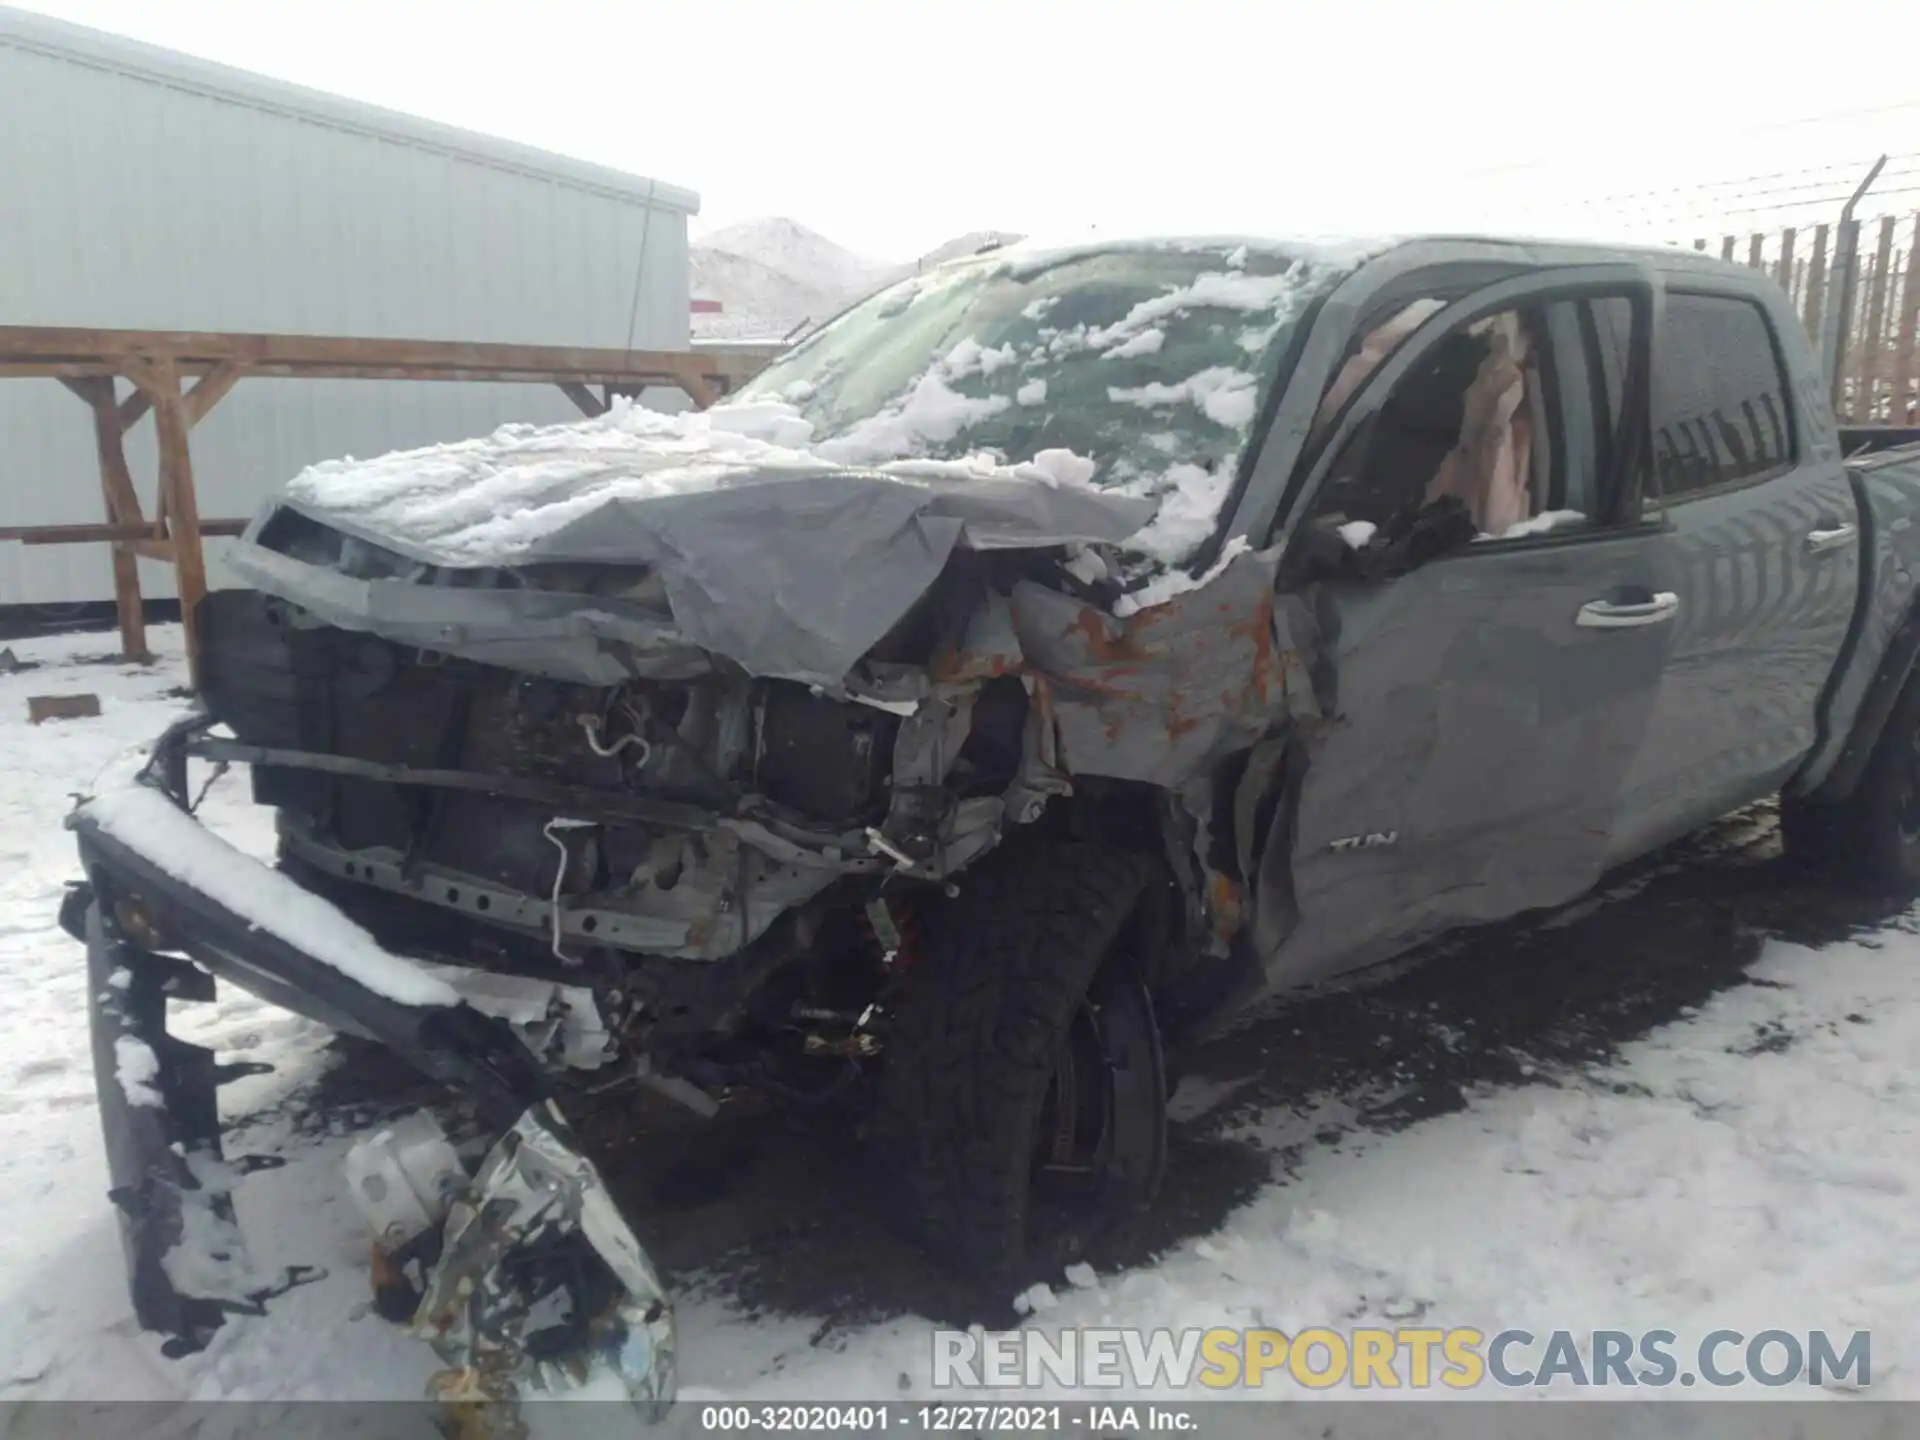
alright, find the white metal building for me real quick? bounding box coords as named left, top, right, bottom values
left=0, top=4, right=698, bottom=605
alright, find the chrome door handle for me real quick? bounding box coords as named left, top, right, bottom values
left=1806, top=524, right=1858, bottom=554
left=1576, top=592, right=1681, bottom=628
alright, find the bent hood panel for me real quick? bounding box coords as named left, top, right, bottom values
left=244, top=432, right=1155, bottom=688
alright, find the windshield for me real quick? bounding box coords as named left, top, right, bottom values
left=736, top=242, right=1348, bottom=566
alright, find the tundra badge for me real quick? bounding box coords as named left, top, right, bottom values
left=1329, top=831, right=1398, bottom=852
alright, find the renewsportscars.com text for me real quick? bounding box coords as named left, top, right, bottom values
left=932, top=1326, right=1871, bottom=1391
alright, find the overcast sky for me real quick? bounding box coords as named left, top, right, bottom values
left=14, top=0, right=1920, bottom=259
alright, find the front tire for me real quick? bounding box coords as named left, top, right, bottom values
left=874, top=842, right=1169, bottom=1295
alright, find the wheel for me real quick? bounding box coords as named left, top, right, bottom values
left=1789, top=666, right=1920, bottom=890
left=874, top=842, right=1169, bottom=1294
left=1778, top=792, right=1839, bottom=873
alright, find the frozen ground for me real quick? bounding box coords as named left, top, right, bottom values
left=1, top=625, right=1917, bottom=1416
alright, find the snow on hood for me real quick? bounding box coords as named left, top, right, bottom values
left=280, top=398, right=1144, bottom=570
left=249, top=401, right=1155, bottom=689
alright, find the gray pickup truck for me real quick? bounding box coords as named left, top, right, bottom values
left=61, top=233, right=1920, bottom=1405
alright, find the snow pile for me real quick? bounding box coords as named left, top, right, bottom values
left=283, top=401, right=831, bottom=565
left=1108, top=367, right=1261, bottom=429
left=112, top=1035, right=163, bottom=1108
left=1113, top=465, right=1239, bottom=580
left=690, top=218, right=894, bottom=341
left=1102, top=328, right=1166, bottom=360
left=1088, top=269, right=1319, bottom=348
left=697, top=218, right=889, bottom=302
left=814, top=350, right=1016, bottom=465
left=1113, top=536, right=1258, bottom=618
left=165, top=1152, right=260, bottom=1304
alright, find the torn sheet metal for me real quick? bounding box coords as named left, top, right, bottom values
left=400, top=1102, right=675, bottom=1422
left=234, top=466, right=1155, bottom=692
left=1010, top=545, right=1294, bottom=788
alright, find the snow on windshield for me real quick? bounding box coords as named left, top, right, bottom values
left=282, top=240, right=1378, bottom=580
left=742, top=240, right=1372, bottom=568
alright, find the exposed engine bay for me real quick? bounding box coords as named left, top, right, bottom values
left=188, top=504, right=1311, bottom=1107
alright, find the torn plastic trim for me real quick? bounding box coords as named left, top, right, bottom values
left=351, top=1104, right=676, bottom=1417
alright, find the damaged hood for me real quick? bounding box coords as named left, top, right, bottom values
left=227, top=406, right=1157, bottom=689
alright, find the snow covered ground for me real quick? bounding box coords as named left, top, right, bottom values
left=2, top=625, right=1917, bottom=1414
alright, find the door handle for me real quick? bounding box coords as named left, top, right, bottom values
left=1806, top=523, right=1858, bottom=554
left=1576, top=592, right=1681, bottom=628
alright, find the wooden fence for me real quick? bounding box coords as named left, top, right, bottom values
left=1696, top=214, right=1920, bottom=425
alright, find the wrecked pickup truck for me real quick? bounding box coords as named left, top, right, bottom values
left=61, top=234, right=1920, bottom=1405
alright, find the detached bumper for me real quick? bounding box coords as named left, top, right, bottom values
left=63, top=720, right=673, bottom=1407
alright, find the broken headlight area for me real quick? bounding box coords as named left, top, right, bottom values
left=346, top=1105, right=674, bottom=1425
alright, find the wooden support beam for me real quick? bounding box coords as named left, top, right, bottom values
left=116, top=538, right=176, bottom=563
left=145, top=357, right=209, bottom=690
left=1893, top=215, right=1920, bottom=428
left=182, top=360, right=246, bottom=428
left=559, top=381, right=609, bottom=418
left=11, top=325, right=786, bottom=686
left=118, top=387, right=153, bottom=433
left=1805, top=223, right=1830, bottom=344
left=0, top=326, right=773, bottom=390
left=0, top=519, right=247, bottom=544
left=64, top=376, right=153, bottom=662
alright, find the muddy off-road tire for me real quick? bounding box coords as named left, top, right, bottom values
left=1785, top=665, right=1920, bottom=890
left=874, top=842, right=1169, bottom=1295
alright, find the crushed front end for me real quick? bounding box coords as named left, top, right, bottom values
left=64, top=715, right=677, bottom=1419
left=58, top=240, right=1348, bottom=1402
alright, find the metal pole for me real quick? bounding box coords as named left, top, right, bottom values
left=1823, top=154, right=1888, bottom=413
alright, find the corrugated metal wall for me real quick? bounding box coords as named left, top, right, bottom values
left=0, top=12, right=695, bottom=605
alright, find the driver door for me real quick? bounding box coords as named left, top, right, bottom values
left=1261, top=267, right=1683, bottom=990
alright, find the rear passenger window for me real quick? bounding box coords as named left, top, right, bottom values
left=1650, top=294, right=1795, bottom=500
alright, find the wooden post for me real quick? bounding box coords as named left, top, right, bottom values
left=1748, top=234, right=1765, bottom=271
left=679, top=374, right=720, bottom=410
left=142, top=356, right=209, bottom=690
left=559, top=381, right=609, bottom=417
left=181, top=361, right=245, bottom=427
left=0, top=326, right=783, bottom=685
left=1858, top=216, right=1897, bottom=422
left=1895, top=215, right=1920, bottom=428
left=1777, top=228, right=1796, bottom=296
left=1805, top=223, right=1830, bottom=345
left=60, top=377, right=152, bottom=663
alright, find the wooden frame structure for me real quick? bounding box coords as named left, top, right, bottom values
left=1697, top=212, right=1920, bottom=427
left=0, top=325, right=774, bottom=687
